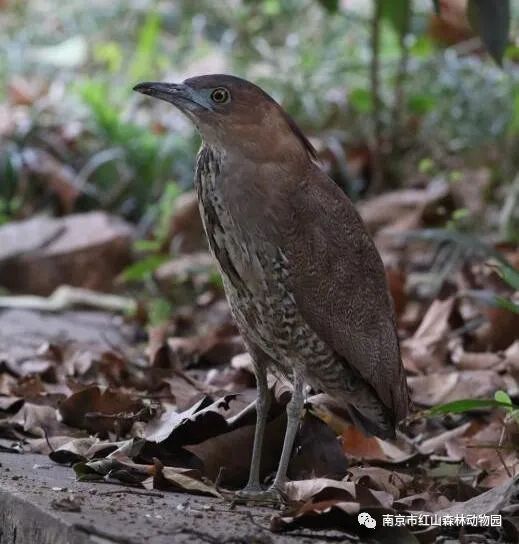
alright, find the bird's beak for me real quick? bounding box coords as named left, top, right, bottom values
left=133, top=81, right=212, bottom=112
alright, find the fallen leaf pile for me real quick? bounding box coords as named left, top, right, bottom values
left=0, top=174, right=518, bottom=542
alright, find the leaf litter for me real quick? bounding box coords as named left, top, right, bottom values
left=0, top=177, right=518, bottom=542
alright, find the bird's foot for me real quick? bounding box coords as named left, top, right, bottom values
left=233, top=484, right=285, bottom=507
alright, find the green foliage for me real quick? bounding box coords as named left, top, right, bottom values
left=129, top=11, right=162, bottom=81
left=93, top=42, right=123, bottom=73
left=431, top=0, right=511, bottom=65
left=0, top=197, right=20, bottom=225
left=467, top=0, right=511, bottom=66
left=316, top=0, right=339, bottom=13
left=487, top=258, right=519, bottom=291
left=148, top=298, right=174, bottom=327
left=407, top=94, right=435, bottom=116
left=427, top=396, right=519, bottom=417
left=380, top=0, right=411, bottom=35
left=121, top=182, right=181, bottom=283
left=120, top=254, right=169, bottom=283
left=0, top=0, right=517, bottom=235
left=349, top=88, right=373, bottom=114
left=463, top=289, right=519, bottom=315
left=418, top=158, right=435, bottom=175
left=78, top=80, right=181, bottom=217
left=493, top=391, right=519, bottom=424
left=153, top=182, right=182, bottom=245
left=0, top=145, right=24, bottom=224
left=446, top=208, right=471, bottom=231
left=429, top=391, right=519, bottom=428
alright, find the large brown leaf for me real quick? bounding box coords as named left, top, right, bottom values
left=59, top=386, right=146, bottom=435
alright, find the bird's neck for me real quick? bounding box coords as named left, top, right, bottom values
left=196, top=141, right=314, bottom=238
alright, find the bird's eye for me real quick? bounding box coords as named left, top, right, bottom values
left=210, top=87, right=230, bottom=104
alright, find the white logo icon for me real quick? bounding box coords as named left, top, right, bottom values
left=358, top=512, right=377, bottom=529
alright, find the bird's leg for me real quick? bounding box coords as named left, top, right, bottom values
left=268, top=368, right=304, bottom=494
left=239, top=361, right=271, bottom=495
left=235, top=368, right=304, bottom=505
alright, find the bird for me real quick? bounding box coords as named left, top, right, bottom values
left=134, top=75, right=409, bottom=500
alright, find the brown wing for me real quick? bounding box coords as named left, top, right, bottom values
left=279, top=169, right=409, bottom=422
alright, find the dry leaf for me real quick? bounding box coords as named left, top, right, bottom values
left=144, top=394, right=236, bottom=445
left=59, top=386, right=145, bottom=435
left=408, top=370, right=506, bottom=407
left=341, top=425, right=416, bottom=464
left=402, top=297, right=455, bottom=373
left=186, top=413, right=286, bottom=487
left=152, top=459, right=221, bottom=497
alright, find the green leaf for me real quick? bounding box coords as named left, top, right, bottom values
left=432, top=0, right=441, bottom=15
left=120, top=255, right=169, bottom=283
left=133, top=239, right=162, bottom=253
left=154, top=182, right=181, bottom=244
left=467, top=0, right=511, bottom=65
left=148, top=298, right=173, bottom=326
left=486, top=259, right=519, bottom=290
left=316, top=0, right=339, bottom=13
left=93, top=41, right=123, bottom=73
left=418, top=158, right=435, bottom=174
left=463, top=289, right=519, bottom=315
left=380, top=0, right=411, bottom=35
left=130, top=11, right=162, bottom=80
left=428, top=398, right=519, bottom=416
left=494, top=390, right=513, bottom=407
left=495, top=296, right=519, bottom=314
left=263, top=0, right=282, bottom=15
left=408, top=94, right=436, bottom=115
left=349, top=88, right=373, bottom=114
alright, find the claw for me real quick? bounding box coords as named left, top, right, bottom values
left=233, top=485, right=285, bottom=507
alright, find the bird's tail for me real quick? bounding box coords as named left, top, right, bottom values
left=345, top=401, right=396, bottom=440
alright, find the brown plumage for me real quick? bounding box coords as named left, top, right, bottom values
left=134, top=75, right=409, bottom=498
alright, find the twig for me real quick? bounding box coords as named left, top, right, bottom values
left=242, top=510, right=272, bottom=533
left=99, top=488, right=164, bottom=498
left=215, top=466, right=226, bottom=493
left=0, top=285, right=136, bottom=314
left=75, top=148, right=125, bottom=192
left=369, top=0, right=384, bottom=194
left=43, top=427, right=56, bottom=454
left=74, top=523, right=139, bottom=544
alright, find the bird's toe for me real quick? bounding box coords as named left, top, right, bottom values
left=234, top=485, right=285, bottom=507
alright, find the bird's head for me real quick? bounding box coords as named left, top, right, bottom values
left=133, top=74, right=316, bottom=162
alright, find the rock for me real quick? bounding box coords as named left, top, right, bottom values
left=0, top=451, right=296, bottom=544
left=0, top=212, right=134, bottom=295
left=0, top=309, right=135, bottom=372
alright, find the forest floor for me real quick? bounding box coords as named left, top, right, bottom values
left=0, top=184, right=518, bottom=544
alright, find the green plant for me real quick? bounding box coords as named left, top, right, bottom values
left=428, top=391, right=519, bottom=426
left=121, top=181, right=181, bottom=283
left=428, top=395, right=519, bottom=417
left=78, top=79, right=175, bottom=215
